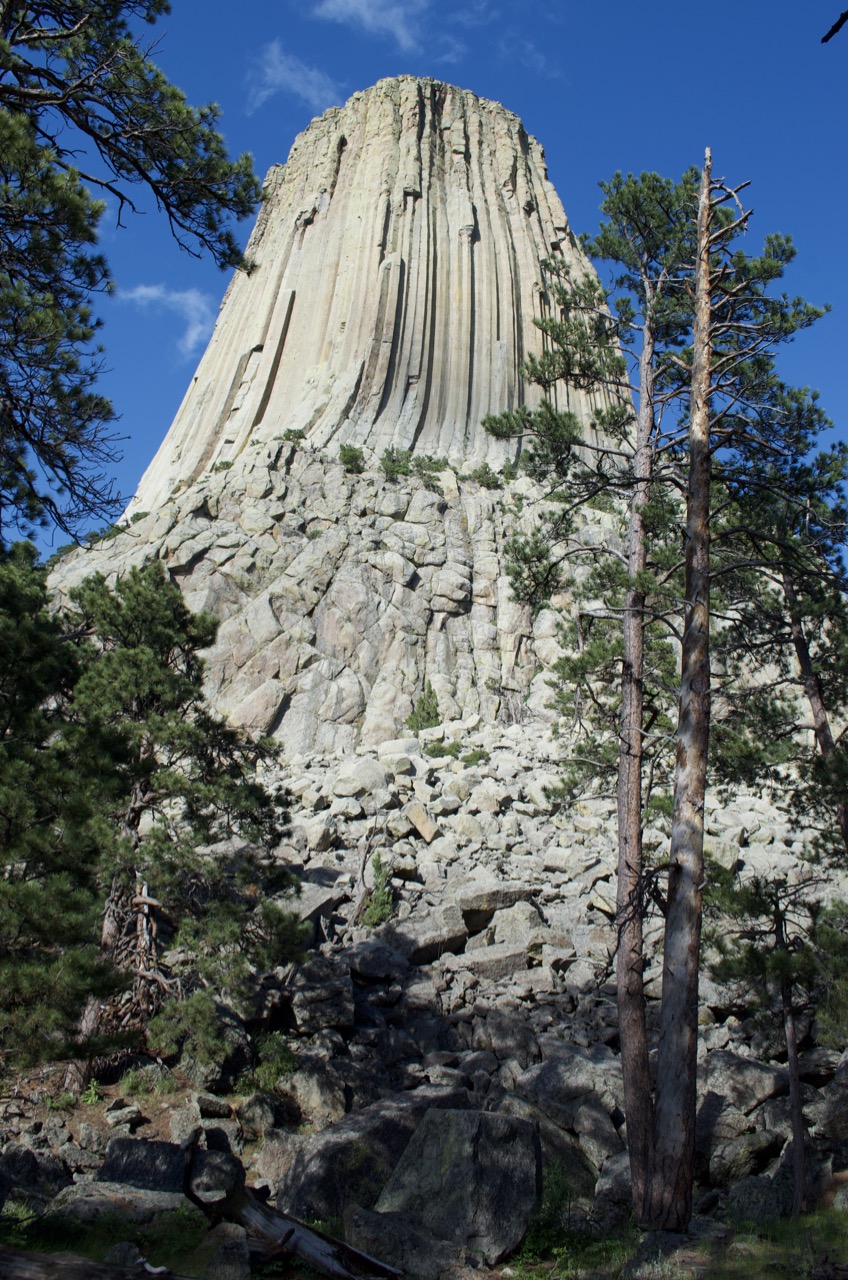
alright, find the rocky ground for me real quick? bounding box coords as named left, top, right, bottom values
left=3, top=713, right=848, bottom=1277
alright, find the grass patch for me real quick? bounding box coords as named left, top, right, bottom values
left=0, top=1204, right=209, bottom=1272
left=45, top=1091, right=75, bottom=1112
left=508, top=1207, right=848, bottom=1279
left=424, top=740, right=461, bottom=759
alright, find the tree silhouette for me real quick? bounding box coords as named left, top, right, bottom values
left=822, top=10, right=848, bottom=41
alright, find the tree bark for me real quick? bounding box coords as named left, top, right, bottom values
left=782, top=571, right=848, bottom=856
left=617, top=302, right=656, bottom=1220
left=775, top=902, right=806, bottom=1217
left=645, top=149, right=713, bottom=1231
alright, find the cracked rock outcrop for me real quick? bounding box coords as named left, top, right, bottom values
left=51, top=76, right=620, bottom=756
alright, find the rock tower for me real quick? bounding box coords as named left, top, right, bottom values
left=54, top=77, right=610, bottom=757
left=130, top=76, right=602, bottom=513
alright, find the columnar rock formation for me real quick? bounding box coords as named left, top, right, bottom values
left=53, top=77, right=611, bottom=757
left=128, top=75, right=605, bottom=516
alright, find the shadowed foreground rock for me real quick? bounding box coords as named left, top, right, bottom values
left=376, top=1108, right=542, bottom=1264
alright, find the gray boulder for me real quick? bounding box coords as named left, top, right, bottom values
left=378, top=902, right=467, bottom=964
left=201, top=1222, right=252, bottom=1280
left=591, top=1149, right=632, bottom=1234
left=344, top=1206, right=463, bottom=1280
left=697, top=1050, right=787, bottom=1116
left=264, top=1086, right=470, bottom=1221
left=288, top=954, right=355, bottom=1032
left=376, top=1108, right=542, bottom=1265
left=0, top=1144, right=71, bottom=1208
left=278, top=1056, right=347, bottom=1126
left=709, top=1130, right=785, bottom=1188
left=515, top=1043, right=624, bottom=1172
left=97, top=1137, right=244, bottom=1206
left=345, top=938, right=409, bottom=982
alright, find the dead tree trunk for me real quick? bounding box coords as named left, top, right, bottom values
left=645, top=149, right=714, bottom=1231
left=617, top=300, right=656, bottom=1219
left=775, top=899, right=806, bottom=1217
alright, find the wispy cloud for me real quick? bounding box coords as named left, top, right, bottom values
left=449, top=0, right=500, bottom=29
left=434, top=34, right=467, bottom=65
left=313, top=0, right=426, bottom=52
left=246, top=42, right=344, bottom=114
left=499, top=34, right=562, bottom=79
left=120, top=285, right=215, bottom=359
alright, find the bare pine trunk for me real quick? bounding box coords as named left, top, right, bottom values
left=783, top=571, right=848, bottom=856
left=645, top=150, right=713, bottom=1231
left=775, top=904, right=806, bottom=1217
left=617, top=313, right=656, bottom=1219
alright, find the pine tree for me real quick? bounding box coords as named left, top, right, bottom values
left=711, top=404, right=848, bottom=857
left=0, top=556, right=302, bottom=1079
left=0, top=543, right=116, bottom=1070
left=707, top=868, right=848, bottom=1215
left=488, top=157, right=831, bottom=1228
left=0, top=2, right=261, bottom=539
left=66, top=562, right=303, bottom=1052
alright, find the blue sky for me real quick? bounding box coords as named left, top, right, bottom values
left=76, top=0, right=847, bottom=548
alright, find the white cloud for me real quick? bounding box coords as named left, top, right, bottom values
left=434, top=33, right=467, bottom=64
left=313, top=0, right=426, bottom=52
left=246, top=42, right=344, bottom=114
left=120, top=285, right=215, bottom=359
left=449, top=0, right=499, bottom=29
left=499, top=34, right=562, bottom=79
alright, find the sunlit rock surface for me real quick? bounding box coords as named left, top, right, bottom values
left=128, top=74, right=607, bottom=514
left=52, top=77, right=617, bottom=755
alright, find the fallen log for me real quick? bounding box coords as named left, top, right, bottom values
left=0, top=1245, right=194, bottom=1279
left=180, top=1128, right=402, bottom=1280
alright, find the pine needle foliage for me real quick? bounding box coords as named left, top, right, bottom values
left=0, top=2, right=261, bottom=538
left=0, top=554, right=303, bottom=1074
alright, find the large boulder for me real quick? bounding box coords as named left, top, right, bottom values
left=344, top=1206, right=462, bottom=1280
left=0, top=1144, right=71, bottom=1208
left=96, top=1137, right=245, bottom=1206
left=515, top=1043, right=624, bottom=1172
left=376, top=1108, right=542, bottom=1265
left=377, top=903, right=467, bottom=964
left=263, top=1086, right=471, bottom=1221
left=288, top=954, right=355, bottom=1032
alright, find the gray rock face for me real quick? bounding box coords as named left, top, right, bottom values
left=376, top=1108, right=542, bottom=1264
left=264, top=1086, right=471, bottom=1221
left=344, top=1205, right=463, bottom=1280
left=49, top=77, right=614, bottom=758
left=127, top=76, right=603, bottom=513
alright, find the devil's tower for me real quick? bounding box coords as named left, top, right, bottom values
left=55, top=78, right=610, bottom=757
left=130, top=76, right=599, bottom=513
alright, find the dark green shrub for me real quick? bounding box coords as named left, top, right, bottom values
left=339, top=444, right=365, bottom=474
left=380, top=446, right=412, bottom=479
left=361, top=853, right=394, bottom=928
left=406, top=681, right=440, bottom=731
left=424, top=740, right=461, bottom=759
left=466, top=461, right=501, bottom=489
